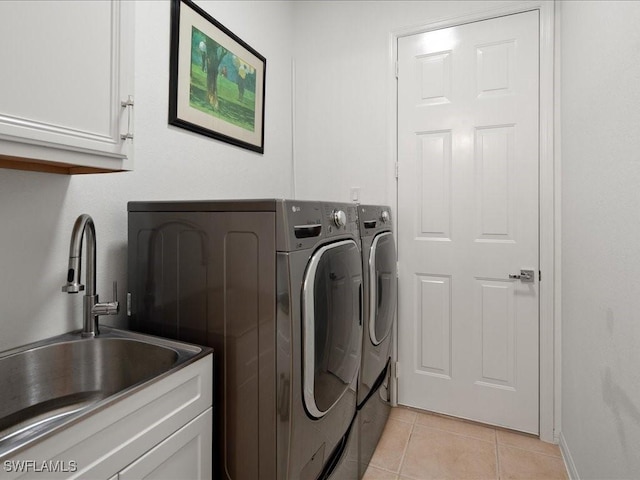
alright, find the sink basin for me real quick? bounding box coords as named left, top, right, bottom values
left=0, top=327, right=210, bottom=458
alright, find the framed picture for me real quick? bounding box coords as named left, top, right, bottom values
left=169, top=0, right=266, bottom=153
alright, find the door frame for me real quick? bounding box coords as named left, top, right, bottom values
left=388, top=1, right=559, bottom=443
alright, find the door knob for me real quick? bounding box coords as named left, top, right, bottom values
left=509, top=269, right=535, bottom=282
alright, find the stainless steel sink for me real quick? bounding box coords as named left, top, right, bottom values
left=0, top=327, right=211, bottom=459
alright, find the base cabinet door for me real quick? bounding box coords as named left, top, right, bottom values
left=118, top=408, right=213, bottom=480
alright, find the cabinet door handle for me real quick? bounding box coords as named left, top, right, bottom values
left=121, top=95, right=134, bottom=140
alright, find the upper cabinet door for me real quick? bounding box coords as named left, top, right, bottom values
left=0, top=0, right=134, bottom=174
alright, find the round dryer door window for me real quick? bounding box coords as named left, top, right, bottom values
left=302, top=239, right=363, bottom=419
left=369, top=232, right=397, bottom=345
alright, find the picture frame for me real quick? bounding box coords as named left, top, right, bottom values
left=169, top=0, right=266, bottom=153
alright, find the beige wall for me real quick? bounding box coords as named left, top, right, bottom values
left=561, top=1, right=640, bottom=478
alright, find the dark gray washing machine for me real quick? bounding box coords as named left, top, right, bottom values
left=127, top=199, right=362, bottom=479
left=356, top=205, right=397, bottom=477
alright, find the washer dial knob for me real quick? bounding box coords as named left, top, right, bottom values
left=332, top=209, right=347, bottom=228
left=381, top=210, right=390, bottom=223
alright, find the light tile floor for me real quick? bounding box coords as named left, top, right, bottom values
left=364, top=406, right=568, bottom=480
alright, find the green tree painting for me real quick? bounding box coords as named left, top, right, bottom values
left=189, top=27, right=257, bottom=132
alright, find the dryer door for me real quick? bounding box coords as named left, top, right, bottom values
left=302, top=239, right=363, bottom=419
left=369, top=232, right=397, bottom=346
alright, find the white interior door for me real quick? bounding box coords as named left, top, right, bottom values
left=397, top=10, right=540, bottom=434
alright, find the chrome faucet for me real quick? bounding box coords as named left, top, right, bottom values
left=62, top=214, right=119, bottom=336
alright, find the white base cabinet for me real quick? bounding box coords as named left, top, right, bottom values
left=0, top=0, right=134, bottom=174
left=119, top=409, right=212, bottom=480
left=2, top=355, right=213, bottom=480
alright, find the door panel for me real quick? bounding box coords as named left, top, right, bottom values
left=397, top=11, right=539, bottom=433
left=418, top=275, right=451, bottom=378
left=476, top=279, right=515, bottom=387
left=419, top=132, right=452, bottom=240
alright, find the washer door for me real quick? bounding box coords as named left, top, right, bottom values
left=369, top=232, right=397, bottom=346
left=302, top=239, right=363, bottom=419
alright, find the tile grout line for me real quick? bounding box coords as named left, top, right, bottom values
left=497, top=442, right=564, bottom=459
left=367, top=413, right=418, bottom=477
left=412, top=422, right=497, bottom=444
left=495, top=428, right=502, bottom=480
left=396, top=414, right=417, bottom=478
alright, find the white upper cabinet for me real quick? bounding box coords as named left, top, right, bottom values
left=0, top=0, right=134, bottom=174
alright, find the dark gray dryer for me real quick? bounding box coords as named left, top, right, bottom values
left=356, top=205, right=397, bottom=477
left=127, top=199, right=362, bottom=480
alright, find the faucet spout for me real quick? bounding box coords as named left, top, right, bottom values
left=62, top=214, right=95, bottom=295
left=62, top=214, right=118, bottom=336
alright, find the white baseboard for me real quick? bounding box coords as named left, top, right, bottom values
left=559, top=432, right=580, bottom=480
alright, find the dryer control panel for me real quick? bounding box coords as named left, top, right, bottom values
left=358, top=204, right=393, bottom=237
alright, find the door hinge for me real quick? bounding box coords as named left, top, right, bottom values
left=391, top=361, right=400, bottom=379
left=539, top=270, right=542, bottom=282
left=395, top=162, right=399, bottom=179
left=126, top=292, right=132, bottom=317
left=395, top=60, right=399, bottom=79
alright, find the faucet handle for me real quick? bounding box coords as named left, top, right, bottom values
left=92, top=281, right=120, bottom=316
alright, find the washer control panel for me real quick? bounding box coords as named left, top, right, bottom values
left=323, top=203, right=358, bottom=236
left=332, top=209, right=347, bottom=228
